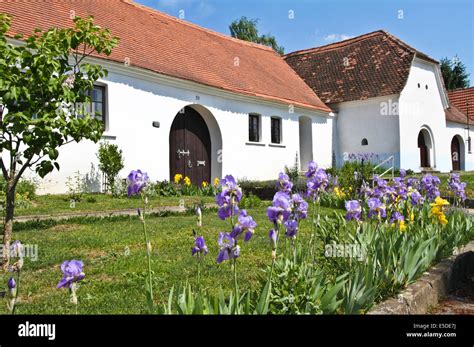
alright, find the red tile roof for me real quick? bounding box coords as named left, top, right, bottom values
left=445, top=88, right=474, bottom=125
left=447, top=87, right=474, bottom=118
left=0, top=0, right=330, bottom=113
left=445, top=105, right=469, bottom=124
left=284, top=30, right=438, bottom=104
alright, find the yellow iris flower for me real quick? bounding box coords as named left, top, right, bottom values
left=430, top=197, right=449, bottom=226
left=184, top=176, right=191, bottom=186
left=174, top=174, right=183, bottom=184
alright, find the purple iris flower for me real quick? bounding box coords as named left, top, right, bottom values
left=389, top=211, right=405, bottom=223
left=192, top=236, right=208, bottom=256
left=407, top=177, right=420, bottom=190
left=448, top=173, right=467, bottom=201
left=421, top=174, right=441, bottom=201
left=217, top=199, right=240, bottom=220
left=290, top=193, right=308, bottom=220
left=57, top=260, right=85, bottom=289
left=216, top=175, right=242, bottom=220
left=220, top=175, right=243, bottom=203
left=359, top=182, right=373, bottom=199
left=7, top=277, right=16, bottom=295
left=268, top=229, right=277, bottom=247
left=231, top=210, right=257, bottom=242
left=409, top=190, right=423, bottom=206
left=216, top=232, right=239, bottom=263
left=345, top=200, right=362, bottom=221
left=367, top=197, right=386, bottom=219
left=277, top=172, right=293, bottom=193
left=127, top=170, right=149, bottom=197
left=284, top=219, right=298, bottom=238
left=267, top=191, right=291, bottom=223
left=305, top=161, right=318, bottom=178
left=400, top=169, right=407, bottom=178
left=306, top=167, right=329, bottom=199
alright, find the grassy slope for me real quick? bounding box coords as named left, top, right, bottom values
left=0, top=206, right=342, bottom=314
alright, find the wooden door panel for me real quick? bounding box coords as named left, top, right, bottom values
left=169, top=112, right=186, bottom=181
left=170, top=107, right=211, bottom=185
left=451, top=137, right=460, bottom=171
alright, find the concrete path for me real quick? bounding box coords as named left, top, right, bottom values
left=13, top=203, right=217, bottom=223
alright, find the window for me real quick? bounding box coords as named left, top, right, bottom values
left=248, top=114, right=260, bottom=142
left=271, top=117, right=282, bottom=144
left=361, top=138, right=368, bottom=146
left=85, top=85, right=106, bottom=128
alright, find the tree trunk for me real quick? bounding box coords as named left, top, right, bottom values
left=2, top=180, right=16, bottom=269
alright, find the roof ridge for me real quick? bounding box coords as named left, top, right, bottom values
left=284, top=30, right=387, bottom=57
left=121, top=0, right=276, bottom=53
left=448, top=86, right=474, bottom=93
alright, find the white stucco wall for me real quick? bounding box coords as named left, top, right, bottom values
left=31, top=60, right=332, bottom=194
left=399, top=58, right=450, bottom=172
left=445, top=121, right=474, bottom=171
left=334, top=95, right=401, bottom=168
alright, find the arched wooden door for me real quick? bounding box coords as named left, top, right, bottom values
left=451, top=136, right=461, bottom=171
left=418, top=131, right=429, bottom=168
left=169, top=107, right=211, bottom=185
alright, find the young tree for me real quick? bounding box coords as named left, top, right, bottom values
left=0, top=14, right=118, bottom=267
left=440, top=56, right=470, bottom=91
left=229, top=17, right=285, bottom=55
left=97, top=142, right=124, bottom=195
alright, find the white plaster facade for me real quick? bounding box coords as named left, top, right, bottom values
left=34, top=59, right=334, bottom=194
left=333, top=57, right=474, bottom=173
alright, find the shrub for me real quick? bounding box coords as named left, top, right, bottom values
left=239, top=192, right=262, bottom=209
left=97, top=142, right=124, bottom=195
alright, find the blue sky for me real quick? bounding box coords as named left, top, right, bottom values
left=137, top=0, right=474, bottom=86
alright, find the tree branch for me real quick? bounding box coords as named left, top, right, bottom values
left=0, top=156, right=8, bottom=180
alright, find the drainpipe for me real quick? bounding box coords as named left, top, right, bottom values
left=467, top=101, right=471, bottom=154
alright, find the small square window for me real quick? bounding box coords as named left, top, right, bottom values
left=248, top=114, right=260, bottom=142
left=271, top=117, right=282, bottom=144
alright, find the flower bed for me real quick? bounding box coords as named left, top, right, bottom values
left=2, top=164, right=472, bottom=315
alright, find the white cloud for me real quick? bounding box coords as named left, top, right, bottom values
left=324, top=33, right=354, bottom=42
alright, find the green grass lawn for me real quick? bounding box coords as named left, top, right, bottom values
left=0, top=205, right=343, bottom=314
left=13, top=194, right=216, bottom=217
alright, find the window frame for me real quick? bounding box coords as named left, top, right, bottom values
left=248, top=113, right=261, bottom=143
left=270, top=116, right=282, bottom=144
left=86, top=84, right=108, bottom=131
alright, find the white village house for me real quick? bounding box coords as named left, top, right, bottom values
left=1, top=1, right=472, bottom=194
left=285, top=30, right=474, bottom=173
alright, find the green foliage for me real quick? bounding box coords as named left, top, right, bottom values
left=65, top=171, right=85, bottom=202
left=97, top=142, right=124, bottom=195
left=229, top=16, right=284, bottom=55
left=267, top=245, right=347, bottom=314
left=0, top=176, right=36, bottom=208
left=239, top=193, right=262, bottom=209
left=334, top=159, right=378, bottom=199
left=0, top=14, right=119, bottom=180
left=440, top=56, right=470, bottom=91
